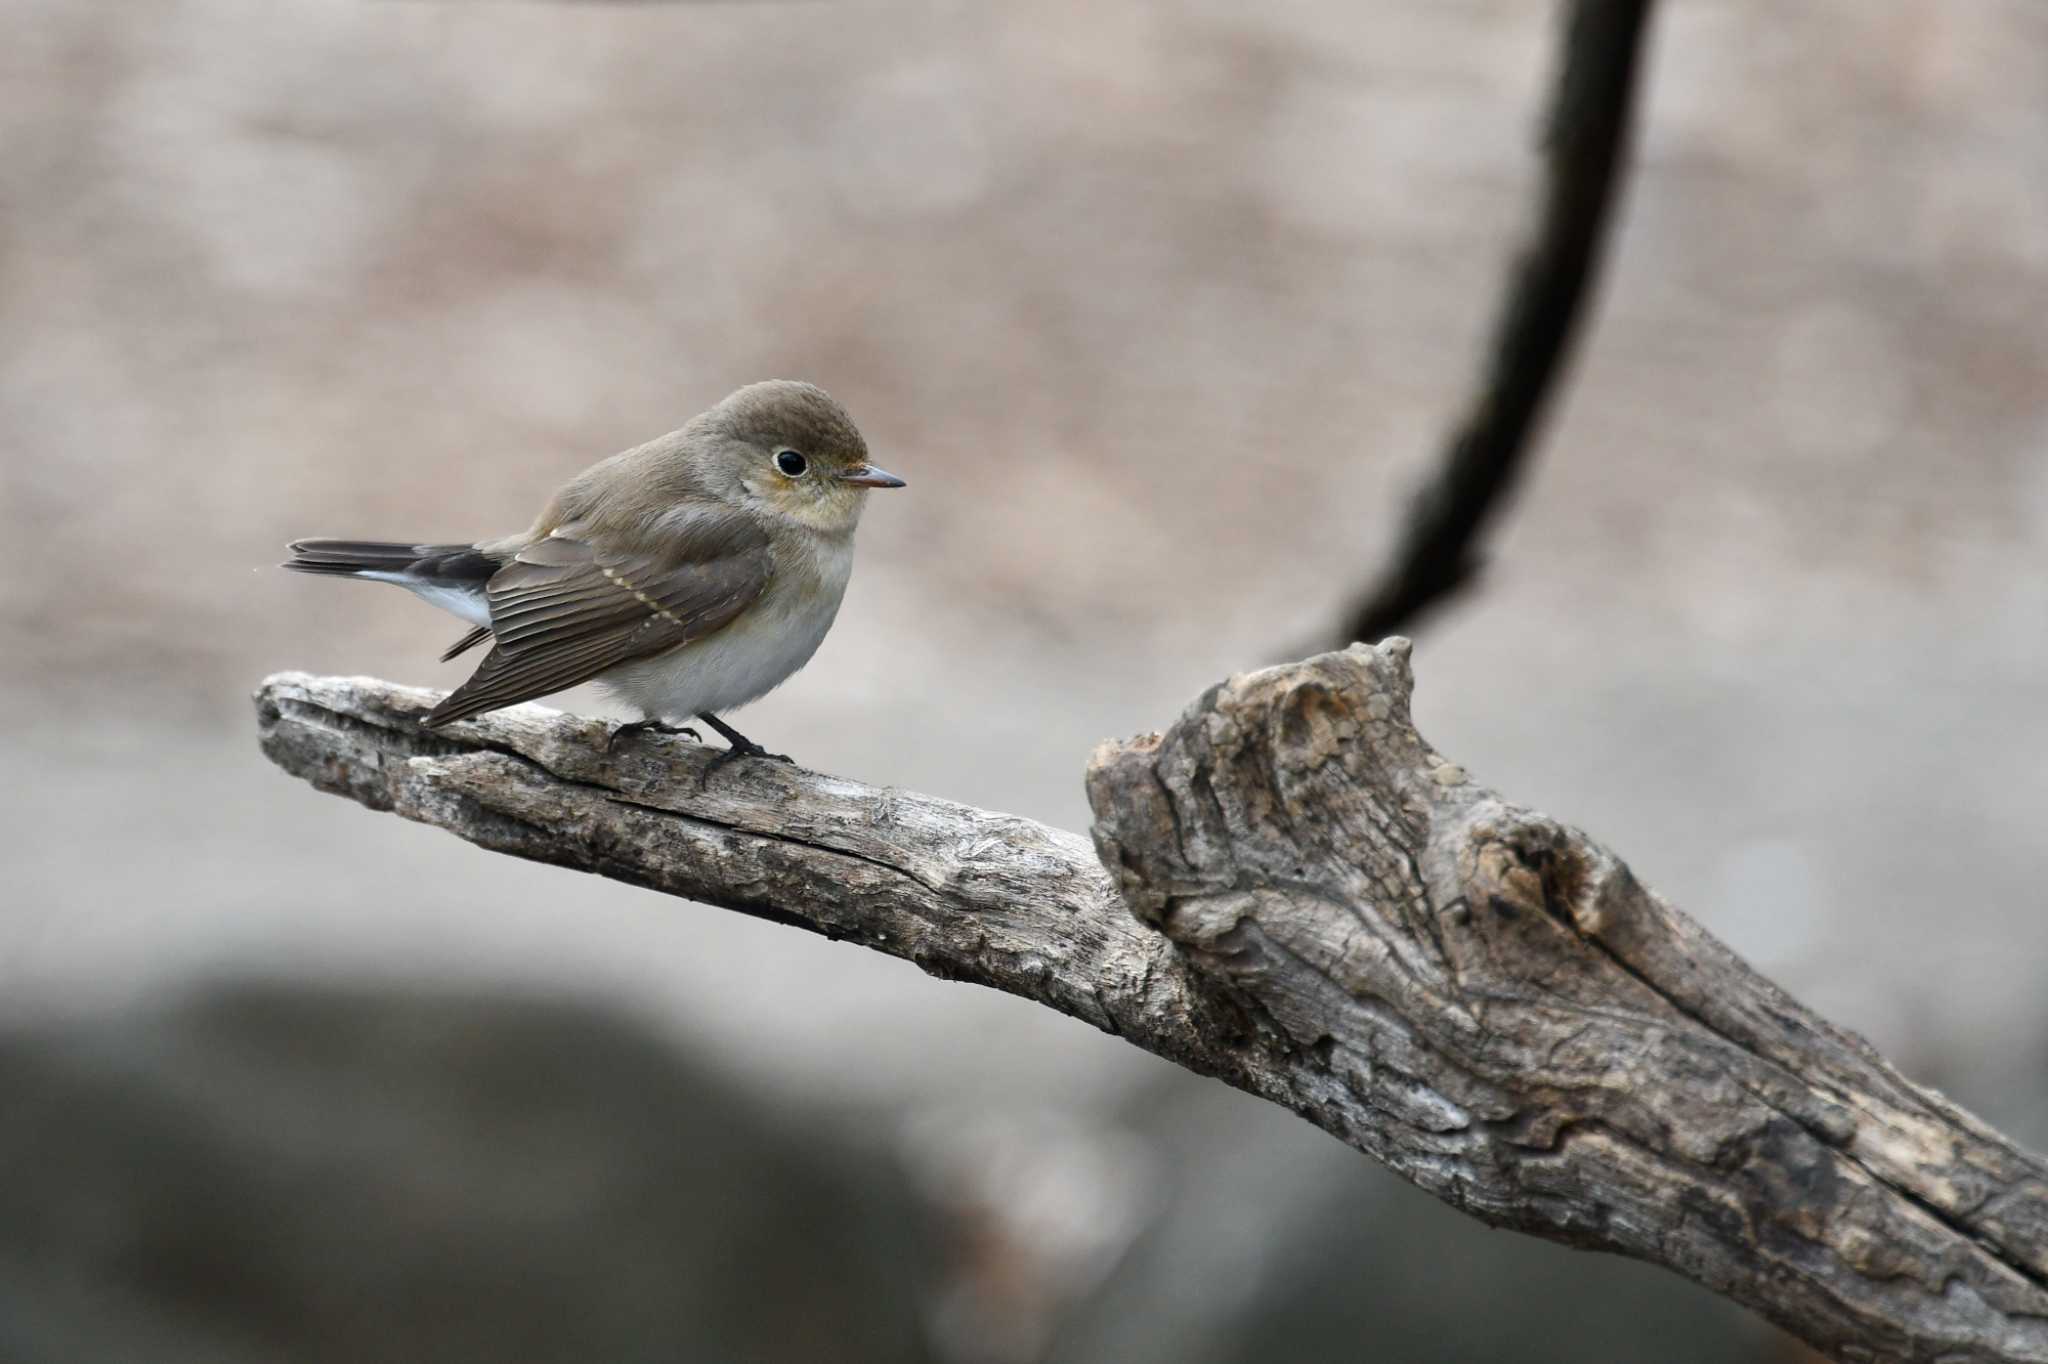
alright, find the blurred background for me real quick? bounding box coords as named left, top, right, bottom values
left=2, top=0, right=2045, bottom=1359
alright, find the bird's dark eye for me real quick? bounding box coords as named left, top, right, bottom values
left=774, top=449, right=809, bottom=478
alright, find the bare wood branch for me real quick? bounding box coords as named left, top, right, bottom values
left=1330, top=0, right=1656, bottom=645
left=253, top=671, right=1225, bottom=1064
left=255, top=652, right=2048, bottom=1363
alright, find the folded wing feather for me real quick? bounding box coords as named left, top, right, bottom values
left=424, top=506, right=773, bottom=728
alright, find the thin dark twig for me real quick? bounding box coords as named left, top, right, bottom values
left=1330, top=0, right=1656, bottom=646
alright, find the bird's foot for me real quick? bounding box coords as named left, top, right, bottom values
left=606, top=718, right=701, bottom=753
left=693, top=713, right=793, bottom=782
left=701, top=738, right=794, bottom=783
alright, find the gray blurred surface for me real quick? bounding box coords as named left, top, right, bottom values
left=2, top=0, right=2044, bottom=1358
left=0, top=982, right=934, bottom=1364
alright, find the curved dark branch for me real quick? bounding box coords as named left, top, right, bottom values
left=1331, top=0, right=1656, bottom=644
left=256, top=656, right=2048, bottom=1364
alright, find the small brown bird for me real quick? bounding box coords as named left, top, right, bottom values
left=284, top=381, right=903, bottom=766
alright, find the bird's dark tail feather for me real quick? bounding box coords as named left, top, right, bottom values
left=282, top=539, right=497, bottom=582
left=284, top=540, right=500, bottom=663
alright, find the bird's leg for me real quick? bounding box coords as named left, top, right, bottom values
left=606, top=716, right=701, bottom=753
left=696, top=712, right=794, bottom=775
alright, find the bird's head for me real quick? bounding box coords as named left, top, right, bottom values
left=697, top=380, right=904, bottom=534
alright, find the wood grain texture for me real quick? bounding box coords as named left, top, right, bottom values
left=255, top=645, right=2048, bottom=1362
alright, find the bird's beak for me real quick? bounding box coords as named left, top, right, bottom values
left=838, top=463, right=907, bottom=489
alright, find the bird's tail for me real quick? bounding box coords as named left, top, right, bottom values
left=283, top=539, right=493, bottom=580
left=282, top=539, right=499, bottom=645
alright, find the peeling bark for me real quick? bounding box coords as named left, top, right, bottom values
left=255, top=645, right=2048, bottom=1362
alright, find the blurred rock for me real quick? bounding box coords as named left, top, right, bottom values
left=0, top=979, right=1789, bottom=1364
left=1052, top=1074, right=1781, bottom=1364
left=901, top=1106, right=1158, bottom=1364
left=0, top=981, right=934, bottom=1364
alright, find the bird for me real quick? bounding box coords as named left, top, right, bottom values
left=283, top=380, right=903, bottom=769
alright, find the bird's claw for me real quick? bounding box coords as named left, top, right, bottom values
left=606, top=719, right=701, bottom=753
left=700, top=741, right=795, bottom=785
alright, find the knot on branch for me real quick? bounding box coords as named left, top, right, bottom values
left=1083, top=639, right=1457, bottom=929
left=1459, top=809, right=1645, bottom=948
left=1082, top=640, right=1664, bottom=1031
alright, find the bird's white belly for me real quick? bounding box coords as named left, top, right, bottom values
left=596, top=547, right=851, bottom=722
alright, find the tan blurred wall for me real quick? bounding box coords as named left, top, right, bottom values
left=1, top=0, right=2044, bottom=1131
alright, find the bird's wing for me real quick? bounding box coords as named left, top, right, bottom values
left=424, top=507, right=772, bottom=727
left=439, top=624, right=493, bottom=662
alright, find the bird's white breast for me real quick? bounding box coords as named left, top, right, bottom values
left=596, top=531, right=855, bottom=722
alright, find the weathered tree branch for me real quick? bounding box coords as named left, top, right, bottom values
left=255, top=648, right=2048, bottom=1363
left=1329, top=0, right=1655, bottom=645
